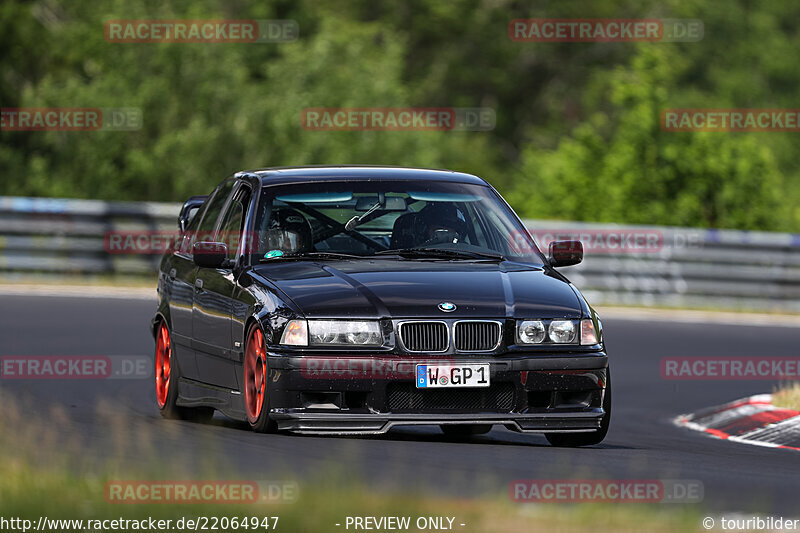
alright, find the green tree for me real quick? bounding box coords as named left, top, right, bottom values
left=511, top=46, right=788, bottom=230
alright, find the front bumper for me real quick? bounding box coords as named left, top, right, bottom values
left=266, top=352, right=608, bottom=435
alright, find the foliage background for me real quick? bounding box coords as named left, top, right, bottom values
left=1, top=0, right=799, bottom=231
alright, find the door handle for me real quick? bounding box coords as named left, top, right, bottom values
left=194, top=279, right=203, bottom=292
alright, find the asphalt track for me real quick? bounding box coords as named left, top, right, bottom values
left=1, top=293, right=798, bottom=514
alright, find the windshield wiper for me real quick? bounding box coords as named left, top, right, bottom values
left=259, top=251, right=367, bottom=262
left=373, top=248, right=505, bottom=261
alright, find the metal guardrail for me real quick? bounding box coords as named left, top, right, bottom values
left=526, top=220, right=800, bottom=312
left=0, top=196, right=799, bottom=312
left=0, top=196, right=179, bottom=276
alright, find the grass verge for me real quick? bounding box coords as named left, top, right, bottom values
left=0, top=461, right=703, bottom=533
left=771, top=383, right=800, bottom=411
left=0, top=395, right=705, bottom=533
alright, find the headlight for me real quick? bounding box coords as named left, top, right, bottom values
left=517, top=320, right=546, bottom=344
left=580, top=319, right=598, bottom=345
left=280, top=319, right=308, bottom=346
left=548, top=320, right=576, bottom=343
left=517, top=319, right=592, bottom=345
left=308, top=320, right=382, bottom=346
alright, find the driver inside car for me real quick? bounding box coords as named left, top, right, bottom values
left=416, top=203, right=469, bottom=246
left=262, top=207, right=313, bottom=254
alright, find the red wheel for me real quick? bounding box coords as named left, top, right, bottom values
left=154, top=320, right=213, bottom=422
left=245, top=327, right=267, bottom=423
left=155, top=322, right=171, bottom=408
left=243, top=325, right=276, bottom=432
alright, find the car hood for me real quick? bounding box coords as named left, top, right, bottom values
left=251, top=259, right=583, bottom=319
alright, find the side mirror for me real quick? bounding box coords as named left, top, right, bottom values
left=548, top=240, right=583, bottom=267
left=192, top=241, right=230, bottom=269
left=178, top=195, right=208, bottom=232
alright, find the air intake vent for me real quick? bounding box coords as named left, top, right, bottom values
left=454, top=321, right=501, bottom=351
left=399, top=322, right=448, bottom=352
left=387, top=382, right=515, bottom=412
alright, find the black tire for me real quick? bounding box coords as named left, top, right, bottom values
left=545, top=369, right=611, bottom=447
left=244, top=323, right=277, bottom=433
left=440, top=424, right=493, bottom=436
left=155, top=321, right=214, bottom=423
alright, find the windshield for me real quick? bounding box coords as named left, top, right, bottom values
left=250, top=179, right=544, bottom=264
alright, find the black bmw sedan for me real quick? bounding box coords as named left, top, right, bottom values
left=152, top=166, right=610, bottom=446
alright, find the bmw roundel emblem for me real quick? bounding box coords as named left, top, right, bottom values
left=438, top=302, right=456, bottom=312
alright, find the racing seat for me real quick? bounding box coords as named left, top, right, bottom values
left=390, top=213, right=419, bottom=249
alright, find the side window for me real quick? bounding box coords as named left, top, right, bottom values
left=178, top=205, right=203, bottom=254
left=190, top=180, right=236, bottom=249
left=217, top=187, right=251, bottom=260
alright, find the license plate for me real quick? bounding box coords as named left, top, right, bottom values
left=415, top=364, right=490, bottom=388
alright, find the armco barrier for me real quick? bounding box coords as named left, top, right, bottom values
left=528, top=220, right=800, bottom=312
left=0, top=196, right=798, bottom=312
left=0, top=196, right=179, bottom=276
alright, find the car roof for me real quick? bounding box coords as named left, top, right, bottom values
left=238, top=166, right=490, bottom=187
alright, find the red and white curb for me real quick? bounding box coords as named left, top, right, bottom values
left=675, top=394, right=800, bottom=451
